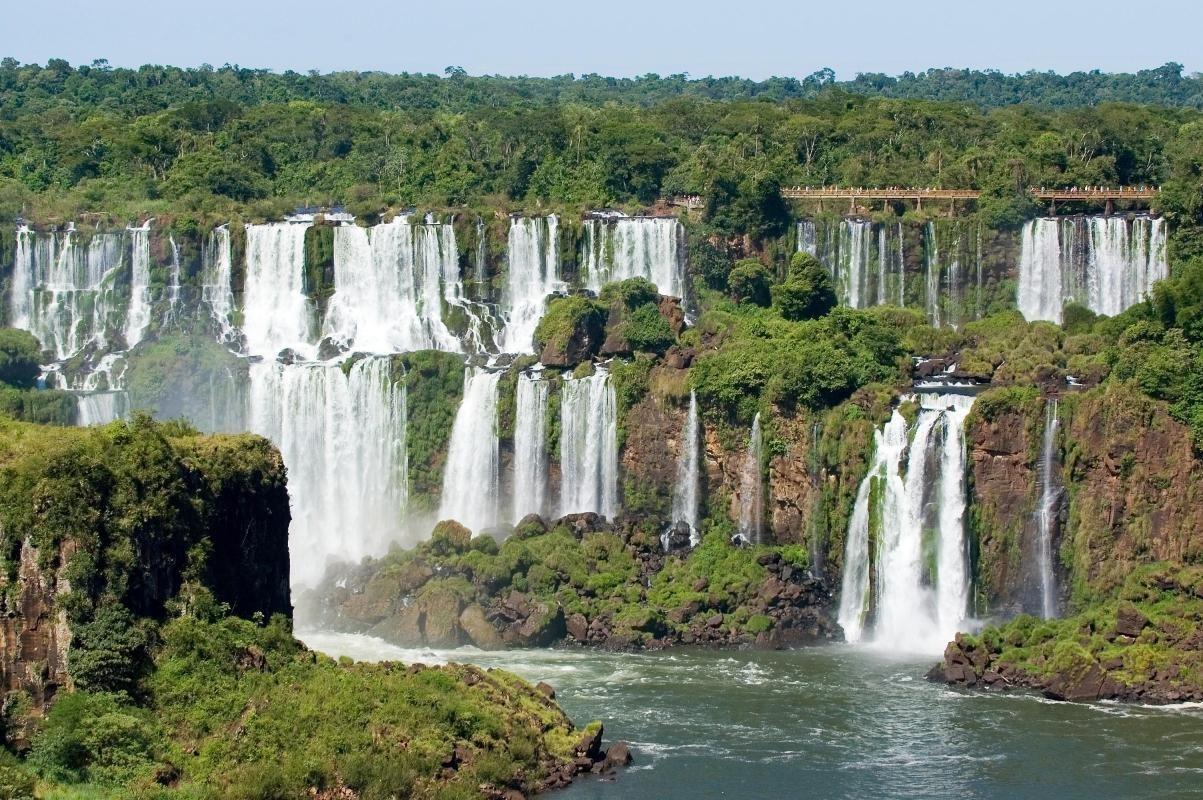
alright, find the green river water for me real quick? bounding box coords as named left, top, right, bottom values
left=301, top=632, right=1203, bottom=799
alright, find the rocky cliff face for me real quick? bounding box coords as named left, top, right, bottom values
left=0, top=422, right=292, bottom=722
left=1059, top=384, right=1203, bottom=600
left=967, top=397, right=1049, bottom=616
left=966, top=383, right=1203, bottom=616
left=0, top=537, right=75, bottom=720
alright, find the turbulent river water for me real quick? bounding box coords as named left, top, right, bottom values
left=300, top=632, right=1203, bottom=800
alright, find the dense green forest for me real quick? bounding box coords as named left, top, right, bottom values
left=3, top=58, right=1203, bottom=256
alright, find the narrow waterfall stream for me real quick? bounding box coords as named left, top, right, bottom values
left=837, top=392, right=975, bottom=654
left=499, top=216, right=560, bottom=354
left=738, top=412, right=764, bottom=545
left=439, top=369, right=501, bottom=532
left=1036, top=398, right=1062, bottom=619
left=512, top=371, right=550, bottom=521
left=559, top=370, right=618, bottom=517
left=202, top=225, right=236, bottom=342
left=123, top=222, right=152, bottom=348
left=671, top=390, right=702, bottom=544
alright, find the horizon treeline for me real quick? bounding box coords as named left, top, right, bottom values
left=1, top=57, right=1202, bottom=260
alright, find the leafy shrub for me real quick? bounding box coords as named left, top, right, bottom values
left=0, top=330, right=41, bottom=390
left=727, top=260, right=772, bottom=306
left=622, top=303, right=675, bottom=353
left=773, top=252, right=837, bottom=321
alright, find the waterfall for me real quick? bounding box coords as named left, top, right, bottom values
left=249, top=356, right=408, bottom=587
left=202, top=226, right=236, bottom=343
left=581, top=216, right=686, bottom=300
left=559, top=370, right=619, bottom=517
left=1017, top=218, right=1066, bottom=323
left=512, top=371, right=550, bottom=520
left=439, top=369, right=501, bottom=532
left=797, top=220, right=817, bottom=257
left=840, top=220, right=873, bottom=308
left=242, top=223, right=315, bottom=359
left=1017, top=216, right=1169, bottom=323
left=1086, top=216, right=1169, bottom=316
left=837, top=411, right=909, bottom=642
left=837, top=393, right=974, bottom=653
left=474, top=217, right=488, bottom=287
left=76, top=391, right=129, bottom=426
left=672, top=390, right=702, bottom=544
left=924, top=222, right=941, bottom=327
left=498, top=216, right=561, bottom=354
left=798, top=219, right=904, bottom=309
left=11, top=227, right=124, bottom=361
left=10, top=225, right=34, bottom=331
left=165, top=234, right=182, bottom=323
left=1036, top=399, right=1061, bottom=619
left=123, top=223, right=152, bottom=349
left=737, top=413, right=764, bottom=545
left=322, top=217, right=463, bottom=355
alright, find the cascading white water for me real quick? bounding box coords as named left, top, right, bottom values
left=1017, top=216, right=1168, bottom=323
left=11, top=227, right=125, bottom=361
left=1036, top=399, right=1061, bottom=619
left=672, top=390, right=702, bottom=544
left=797, top=220, right=818, bottom=257
left=202, top=226, right=237, bottom=343
left=512, top=371, right=549, bottom=520
left=798, top=219, right=904, bottom=309
left=559, top=370, right=618, bottom=517
left=439, top=369, right=501, bottom=532
left=836, top=411, right=909, bottom=642
left=123, top=223, right=152, bottom=349
left=76, top=391, right=129, bottom=426
left=323, top=216, right=463, bottom=355
left=10, top=225, right=34, bottom=332
left=924, top=222, right=941, bottom=327
left=242, top=223, right=315, bottom=359
left=165, top=234, right=182, bottom=323
left=1017, top=218, right=1066, bottom=323
left=1086, top=216, right=1169, bottom=316
left=840, top=220, right=873, bottom=308
left=249, top=356, right=408, bottom=587
left=582, top=216, right=686, bottom=300
left=837, top=393, right=975, bottom=653
left=738, top=412, right=764, bottom=545
left=498, top=216, right=561, bottom=354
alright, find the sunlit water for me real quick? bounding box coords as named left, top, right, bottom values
left=300, top=631, right=1203, bottom=800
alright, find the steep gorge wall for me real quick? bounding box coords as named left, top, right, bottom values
left=0, top=423, right=291, bottom=716
left=967, top=383, right=1203, bottom=619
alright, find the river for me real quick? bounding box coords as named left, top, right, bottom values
left=300, top=632, right=1203, bottom=800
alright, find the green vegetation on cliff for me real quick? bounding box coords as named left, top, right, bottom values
left=941, top=566, right=1203, bottom=703
left=311, top=516, right=835, bottom=652
left=0, top=418, right=596, bottom=798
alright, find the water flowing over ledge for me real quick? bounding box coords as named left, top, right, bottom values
left=1017, top=216, right=1167, bottom=323
left=838, top=392, right=975, bottom=654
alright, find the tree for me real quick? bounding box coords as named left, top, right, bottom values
left=0, top=329, right=42, bottom=389
left=728, top=260, right=772, bottom=306
left=773, top=252, right=838, bottom=321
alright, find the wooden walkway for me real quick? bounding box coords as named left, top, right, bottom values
left=779, top=186, right=1159, bottom=212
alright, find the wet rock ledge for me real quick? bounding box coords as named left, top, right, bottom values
left=929, top=566, right=1203, bottom=704
left=302, top=512, right=840, bottom=652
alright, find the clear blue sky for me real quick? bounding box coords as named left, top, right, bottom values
left=6, top=0, right=1199, bottom=80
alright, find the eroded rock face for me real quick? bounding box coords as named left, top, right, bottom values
left=967, top=408, right=1047, bottom=615
left=967, top=384, right=1203, bottom=612
left=0, top=537, right=75, bottom=733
